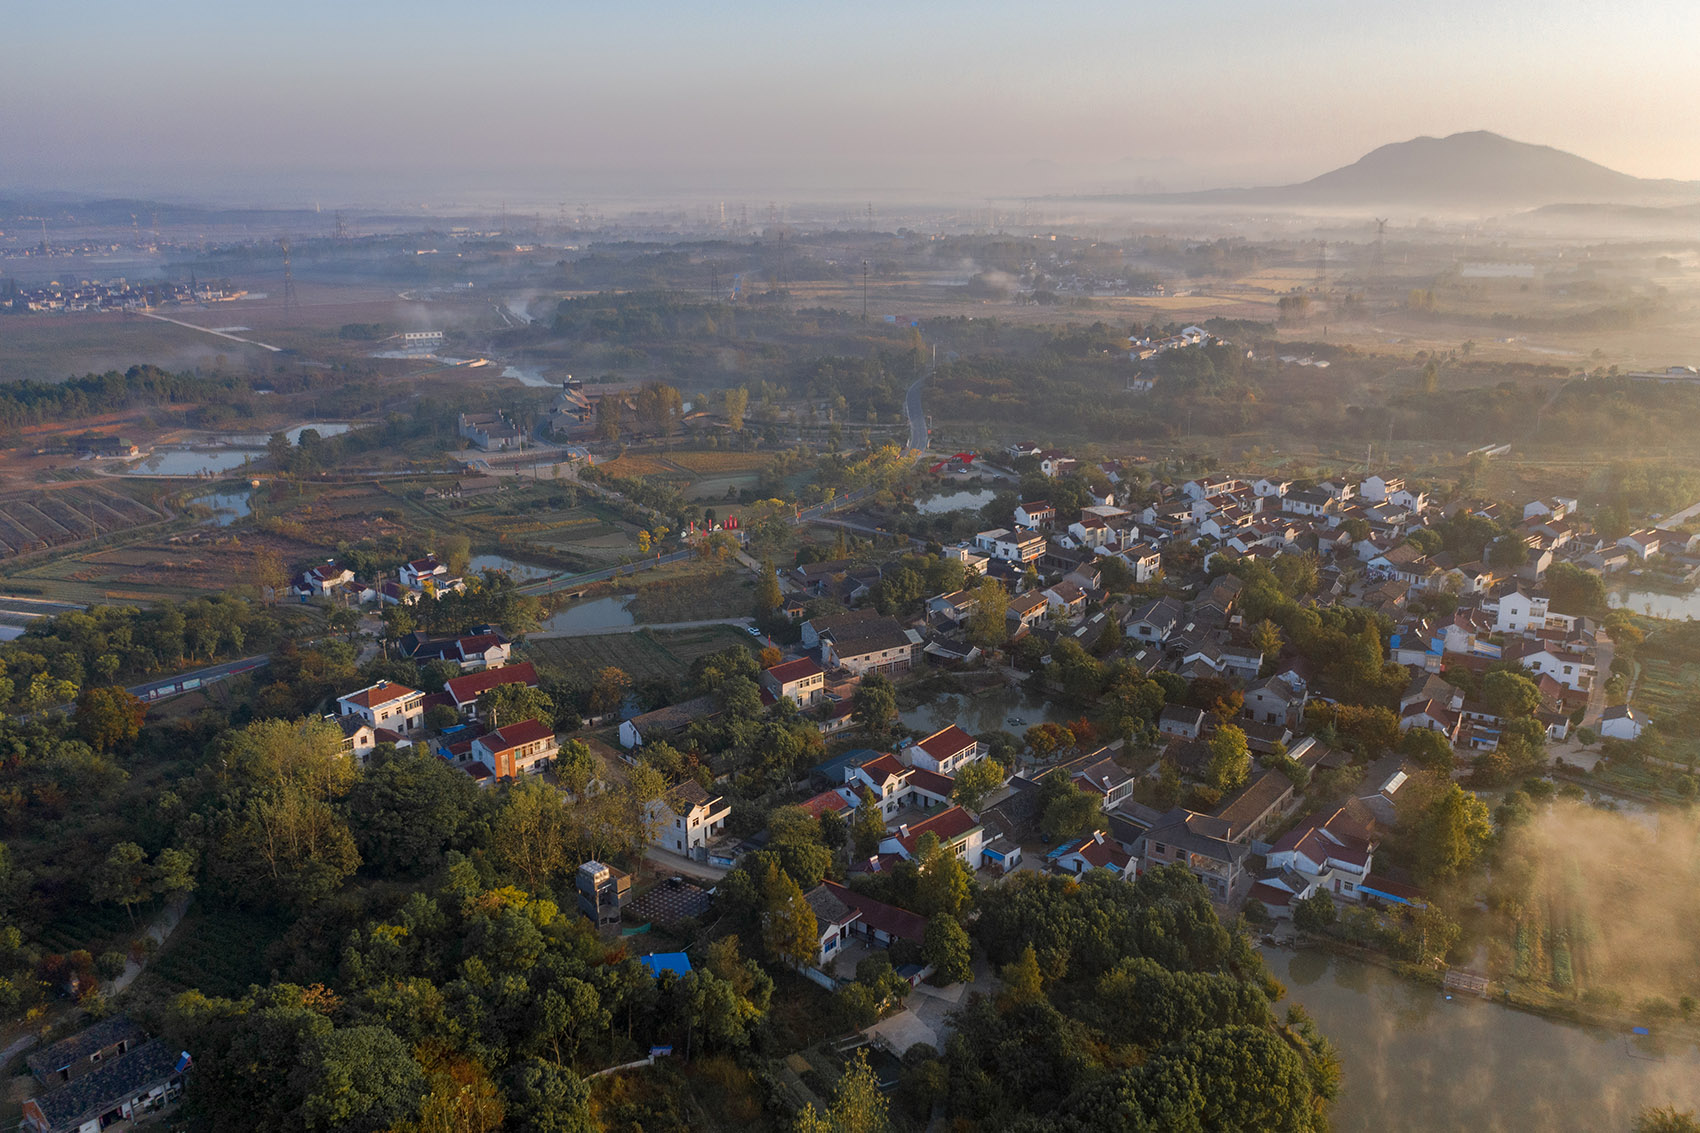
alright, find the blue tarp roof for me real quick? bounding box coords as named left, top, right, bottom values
left=640, top=952, right=693, bottom=978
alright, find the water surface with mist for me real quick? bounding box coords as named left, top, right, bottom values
left=1261, top=947, right=1700, bottom=1132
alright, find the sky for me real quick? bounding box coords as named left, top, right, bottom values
left=5, top=0, right=1699, bottom=207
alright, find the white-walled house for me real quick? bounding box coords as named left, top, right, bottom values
left=1491, top=589, right=1550, bottom=635
left=904, top=725, right=983, bottom=774
left=337, top=681, right=426, bottom=734
left=1599, top=705, right=1645, bottom=741
left=647, top=782, right=731, bottom=861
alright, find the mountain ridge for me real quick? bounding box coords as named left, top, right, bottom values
left=1097, top=131, right=1700, bottom=210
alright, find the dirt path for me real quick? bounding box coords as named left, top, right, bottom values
left=109, top=895, right=191, bottom=996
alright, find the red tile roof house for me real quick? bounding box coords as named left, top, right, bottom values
left=337, top=680, right=426, bottom=735
left=1051, top=830, right=1137, bottom=879
left=819, top=880, right=928, bottom=960
left=846, top=753, right=915, bottom=819
left=443, top=662, right=541, bottom=717
left=469, top=718, right=558, bottom=779
left=879, top=806, right=985, bottom=866
left=760, top=657, right=826, bottom=708
left=903, top=724, right=983, bottom=774
left=1265, top=807, right=1378, bottom=903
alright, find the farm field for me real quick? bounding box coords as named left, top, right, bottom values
left=627, top=567, right=755, bottom=623
left=0, top=312, right=277, bottom=381
left=524, top=624, right=758, bottom=686
left=1622, top=656, right=1700, bottom=764
left=130, top=905, right=290, bottom=1000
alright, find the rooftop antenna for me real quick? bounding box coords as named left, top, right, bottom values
left=277, top=237, right=299, bottom=314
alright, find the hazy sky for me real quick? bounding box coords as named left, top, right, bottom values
left=5, top=0, right=1698, bottom=205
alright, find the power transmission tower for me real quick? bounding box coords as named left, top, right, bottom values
left=333, top=212, right=349, bottom=242
left=1372, top=218, right=1388, bottom=270
left=1317, top=240, right=1328, bottom=288
left=862, top=259, right=869, bottom=323
left=277, top=237, right=299, bottom=314
left=866, top=201, right=874, bottom=232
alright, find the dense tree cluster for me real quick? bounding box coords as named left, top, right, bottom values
left=933, top=868, right=1337, bottom=1131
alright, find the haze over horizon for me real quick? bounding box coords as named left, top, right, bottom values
left=5, top=0, right=1700, bottom=208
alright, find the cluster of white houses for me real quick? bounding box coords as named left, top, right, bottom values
left=291, top=552, right=470, bottom=607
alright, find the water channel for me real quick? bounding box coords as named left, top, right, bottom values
left=188, top=490, right=253, bottom=526
left=467, top=553, right=552, bottom=581
left=1259, top=947, right=1700, bottom=1131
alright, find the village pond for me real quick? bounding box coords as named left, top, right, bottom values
left=537, top=595, right=636, bottom=633
left=899, top=685, right=1068, bottom=739
left=1610, top=584, right=1700, bottom=621
left=1259, top=946, right=1700, bottom=1132
left=188, top=490, right=253, bottom=526
left=468, top=553, right=552, bottom=582
left=914, top=487, right=995, bottom=515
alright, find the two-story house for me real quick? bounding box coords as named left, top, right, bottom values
left=879, top=806, right=984, bottom=865
left=648, top=782, right=732, bottom=861
left=470, top=718, right=558, bottom=778
left=337, top=680, right=426, bottom=735
left=904, top=725, right=982, bottom=774
left=443, top=661, right=541, bottom=718
left=760, top=657, right=825, bottom=707
left=1265, top=806, right=1377, bottom=902
left=1139, top=808, right=1250, bottom=903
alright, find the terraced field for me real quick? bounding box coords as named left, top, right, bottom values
left=0, top=487, right=165, bottom=559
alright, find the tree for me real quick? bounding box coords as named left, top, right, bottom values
left=951, top=758, right=1005, bottom=812
left=756, top=558, right=783, bottom=614
left=154, top=847, right=198, bottom=900
left=492, top=777, right=573, bottom=891
left=723, top=386, right=749, bottom=431
left=1398, top=726, right=1455, bottom=772
left=91, top=842, right=152, bottom=924
left=595, top=395, right=622, bottom=442
left=1483, top=670, right=1541, bottom=718
left=346, top=752, right=477, bottom=875
left=1206, top=724, right=1252, bottom=792
left=852, top=672, right=897, bottom=739
left=293, top=1025, right=426, bottom=1132
left=759, top=860, right=818, bottom=968
left=1292, top=892, right=1336, bottom=935
left=1408, top=781, right=1493, bottom=882
left=478, top=683, right=556, bottom=731
left=1249, top=619, right=1283, bottom=662
left=923, top=914, right=973, bottom=985
left=587, top=666, right=631, bottom=717
left=913, top=835, right=973, bottom=919
left=795, top=1048, right=891, bottom=1133
left=1038, top=776, right=1097, bottom=841
left=850, top=791, right=886, bottom=860
left=768, top=805, right=833, bottom=889
left=555, top=738, right=597, bottom=798
left=964, top=580, right=1009, bottom=649
left=74, top=686, right=146, bottom=752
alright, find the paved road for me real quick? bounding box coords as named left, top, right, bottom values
left=643, top=849, right=729, bottom=882
left=1579, top=632, right=1615, bottom=728
left=528, top=616, right=756, bottom=641
left=130, top=654, right=270, bottom=702
left=807, top=515, right=929, bottom=551
left=905, top=373, right=930, bottom=453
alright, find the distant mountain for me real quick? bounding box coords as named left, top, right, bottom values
left=1111, top=132, right=1700, bottom=211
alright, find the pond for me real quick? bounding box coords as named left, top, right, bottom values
left=500, top=365, right=556, bottom=388
left=216, top=423, right=354, bottom=445
left=0, top=626, right=26, bottom=642
left=538, top=595, right=637, bottom=633
left=1259, top=946, right=1700, bottom=1132
left=189, top=490, right=253, bottom=527
left=468, top=553, right=553, bottom=581
left=1609, top=585, right=1700, bottom=621
left=128, top=449, right=263, bottom=476
left=899, top=685, right=1068, bottom=739
left=914, top=488, right=995, bottom=515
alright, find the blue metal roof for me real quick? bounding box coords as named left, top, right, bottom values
left=640, top=952, right=693, bottom=978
